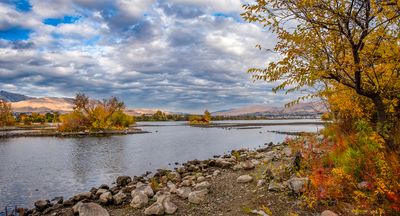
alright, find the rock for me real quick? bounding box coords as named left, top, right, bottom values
left=237, top=175, right=253, bottom=183
left=162, top=197, right=178, bottom=214
left=251, top=209, right=270, bottom=216
left=109, top=186, right=120, bottom=195
left=321, top=210, right=338, bottom=216
left=113, top=191, right=127, bottom=205
left=213, top=170, right=221, bottom=176
left=194, top=181, right=211, bottom=190
left=176, top=166, right=186, bottom=174
left=144, top=202, right=164, bottom=215
left=116, top=175, right=132, bottom=187
left=99, top=192, right=113, bottom=204
left=96, top=188, right=108, bottom=196
left=241, top=160, right=255, bottom=170
left=43, top=203, right=63, bottom=214
left=51, top=196, right=64, bottom=205
left=134, top=184, right=154, bottom=198
left=268, top=181, right=284, bottom=192
left=72, top=202, right=82, bottom=214
left=168, top=171, right=181, bottom=182
left=232, top=164, right=242, bottom=171
left=257, top=179, right=266, bottom=187
left=188, top=189, right=208, bottom=204
left=54, top=207, right=74, bottom=216
left=34, top=199, right=50, bottom=211
left=177, top=187, right=192, bottom=199
left=99, top=184, right=109, bottom=190
left=77, top=202, right=109, bottom=216
left=73, top=192, right=92, bottom=201
left=288, top=177, right=310, bottom=194
left=197, top=176, right=206, bottom=182
left=63, top=198, right=75, bottom=207
left=357, top=181, right=369, bottom=190
left=180, top=179, right=192, bottom=187
left=167, top=181, right=177, bottom=194
left=215, top=158, right=232, bottom=168
left=130, top=191, right=148, bottom=209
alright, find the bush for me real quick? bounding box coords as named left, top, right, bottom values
left=288, top=121, right=400, bottom=215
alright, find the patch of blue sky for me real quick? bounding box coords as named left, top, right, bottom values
left=5, top=0, right=31, bottom=12
left=84, top=35, right=101, bottom=46
left=212, top=12, right=243, bottom=22
left=0, top=27, right=31, bottom=41
left=43, top=16, right=80, bottom=26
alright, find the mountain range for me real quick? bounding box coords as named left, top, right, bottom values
left=1, top=90, right=325, bottom=116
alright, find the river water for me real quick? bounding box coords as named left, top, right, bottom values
left=0, top=120, right=323, bottom=208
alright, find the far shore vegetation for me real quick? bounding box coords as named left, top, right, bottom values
left=58, top=93, right=135, bottom=132
left=188, top=110, right=211, bottom=125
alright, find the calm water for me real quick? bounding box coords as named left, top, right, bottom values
left=0, top=120, right=323, bottom=208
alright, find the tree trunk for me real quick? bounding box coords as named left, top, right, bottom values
left=372, top=97, right=398, bottom=151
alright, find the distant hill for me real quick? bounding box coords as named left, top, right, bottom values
left=0, top=90, right=33, bottom=102
left=212, top=102, right=326, bottom=116
left=11, top=97, right=75, bottom=113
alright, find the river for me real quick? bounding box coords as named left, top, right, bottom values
left=0, top=119, right=323, bottom=208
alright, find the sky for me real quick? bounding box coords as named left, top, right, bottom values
left=0, top=0, right=302, bottom=112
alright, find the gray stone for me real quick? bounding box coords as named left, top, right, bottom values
left=236, top=175, right=253, bottom=183
left=321, top=210, right=338, bottom=216
left=34, top=199, right=49, bottom=211
left=96, top=188, right=108, bottom=196
left=257, top=179, right=266, bottom=187
left=116, top=175, right=132, bottom=187
left=213, top=170, right=221, bottom=176
left=113, top=191, right=127, bottom=205
left=73, top=192, right=92, bottom=201
left=130, top=191, right=148, bottom=209
left=197, top=176, right=206, bottom=182
left=194, top=181, right=211, bottom=190
left=162, top=197, right=177, bottom=214
left=250, top=209, right=270, bottom=216
left=240, top=160, right=255, bottom=170
left=288, top=177, right=310, bottom=194
left=188, top=189, right=208, bottom=204
left=144, top=202, right=164, bottom=215
left=78, top=202, right=109, bottom=216
left=72, top=202, right=82, bottom=214
left=176, top=187, right=191, bottom=199
left=180, top=179, right=192, bottom=187
left=167, top=181, right=177, bottom=194
left=268, top=181, right=284, bottom=192
left=99, top=192, right=112, bottom=204
left=133, top=184, right=154, bottom=198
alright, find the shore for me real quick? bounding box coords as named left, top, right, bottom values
left=15, top=143, right=348, bottom=216
left=0, top=127, right=149, bottom=138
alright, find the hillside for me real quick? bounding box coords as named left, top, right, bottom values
left=0, top=90, right=33, bottom=102
left=213, top=102, right=326, bottom=116
left=10, top=97, right=75, bottom=113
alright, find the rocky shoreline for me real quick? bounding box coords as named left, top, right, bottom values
left=12, top=143, right=344, bottom=216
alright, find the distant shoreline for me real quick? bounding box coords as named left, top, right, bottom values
left=0, top=128, right=149, bottom=138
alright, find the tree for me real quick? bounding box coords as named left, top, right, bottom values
left=242, top=0, right=400, bottom=150
left=0, top=100, right=15, bottom=126
left=204, top=110, right=211, bottom=122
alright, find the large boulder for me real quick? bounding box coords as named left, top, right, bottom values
left=96, top=188, right=108, bottom=196
left=116, top=175, right=132, bottom=187
left=133, top=183, right=154, bottom=198
left=162, top=197, right=177, bottom=214
left=188, top=189, right=208, bottom=204
left=77, top=202, right=109, bottom=216
left=236, top=175, right=253, bottom=183
left=288, top=177, right=310, bottom=194
left=130, top=191, right=148, bottom=209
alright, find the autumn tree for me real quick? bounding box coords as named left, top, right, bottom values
left=242, top=0, right=400, bottom=150
left=0, top=100, right=15, bottom=127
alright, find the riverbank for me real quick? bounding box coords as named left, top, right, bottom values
left=0, top=127, right=149, bottom=138
left=17, top=143, right=349, bottom=216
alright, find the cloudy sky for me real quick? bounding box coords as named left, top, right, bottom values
left=0, top=0, right=301, bottom=112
